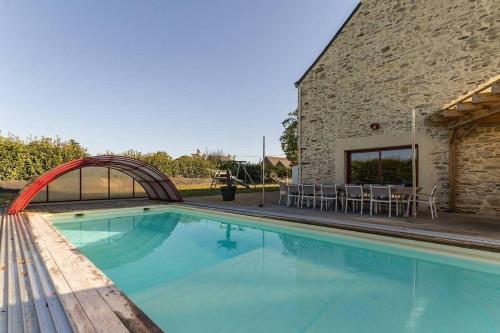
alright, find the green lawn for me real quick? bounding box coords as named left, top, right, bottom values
left=178, top=184, right=279, bottom=197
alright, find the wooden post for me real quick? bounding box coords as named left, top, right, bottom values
left=448, top=129, right=457, bottom=211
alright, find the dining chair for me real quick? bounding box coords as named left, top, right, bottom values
left=287, top=184, right=301, bottom=207
left=345, top=185, right=364, bottom=214
left=301, top=183, right=317, bottom=209
left=390, top=184, right=405, bottom=216
left=369, top=185, right=395, bottom=217
left=320, top=184, right=338, bottom=211
left=415, top=185, right=439, bottom=219
left=278, top=182, right=288, bottom=205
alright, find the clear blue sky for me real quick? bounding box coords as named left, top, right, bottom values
left=0, top=0, right=358, bottom=159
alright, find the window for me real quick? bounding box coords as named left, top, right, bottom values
left=347, top=146, right=416, bottom=186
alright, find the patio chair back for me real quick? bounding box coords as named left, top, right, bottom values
left=320, top=184, right=337, bottom=197
left=345, top=185, right=363, bottom=198
left=301, top=184, right=316, bottom=196
left=370, top=185, right=390, bottom=199
left=288, top=184, right=300, bottom=195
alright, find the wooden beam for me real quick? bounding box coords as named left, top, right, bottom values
left=456, top=101, right=484, bottom=111
left=442, top=110, right=468, bottom=117
left=448, top=107, right=500, bottom=128
left=449, top=129, right=457, bottom=211
left=471, top=92, right=500, bottom=104
left=440, top=75, right=500, bottom=110
left=477, top=114, right=500, bottom=123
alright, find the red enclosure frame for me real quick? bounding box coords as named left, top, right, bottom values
left=8, top=155, right=182, bottom=214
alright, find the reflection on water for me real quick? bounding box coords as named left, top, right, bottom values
left=53, top=210, right=500, bottom=333
left=56, top=213, right=179, bottom=269
left=217, top=223, right=246, bottom=250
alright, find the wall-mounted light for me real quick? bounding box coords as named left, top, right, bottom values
left=370, top=123, right=380, bottom=130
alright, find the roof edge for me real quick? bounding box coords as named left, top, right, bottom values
left=294, top=2, right=362, bottom=87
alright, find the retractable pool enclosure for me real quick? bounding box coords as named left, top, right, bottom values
left=8, top=155, right=182, bottom=214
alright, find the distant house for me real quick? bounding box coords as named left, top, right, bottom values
left=264, top=156, right=291, bottom=169
left=295, top=0, right=500, bottom=215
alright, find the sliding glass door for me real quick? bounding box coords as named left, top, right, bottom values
left=347, top=146, right=416, bottom=186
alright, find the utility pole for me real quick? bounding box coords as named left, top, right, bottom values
left=412, top=108, right=417, bottom=220
left=261, top=136, right=265, bottom=207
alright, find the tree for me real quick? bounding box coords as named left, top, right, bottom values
left=0, top=134, right=87, bottom=181
left=280, top=109, right=298, bottom=165
left=143, top=151, right=175, bottom=176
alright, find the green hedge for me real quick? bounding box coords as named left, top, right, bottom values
left=0, top=134, right=289, bottom=182
left=0, top=135, right=87, bottom=181
left=122, top=150, right=217, bottom=178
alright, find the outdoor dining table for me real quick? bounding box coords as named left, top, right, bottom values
left=317, top=184, right=421, bottom=217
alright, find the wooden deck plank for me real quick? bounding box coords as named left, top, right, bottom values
left=11, top=215, right=40, bottom=333
left=7, top=216, right=23, bottom=333
left=0, top=212, right=8, bottom=332
left=27, top=212, right=163, bottom=332
left=14, top=215, right=60, bottom=333
left=26, top=215, right=130, bottom=333
left=19, top=214, right=95, bottom=333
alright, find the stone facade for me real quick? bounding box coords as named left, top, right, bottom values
left=455, top=124, right=500, bottom=215
left=297, top=0, right=500, bottom=215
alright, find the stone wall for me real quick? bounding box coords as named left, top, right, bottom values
left=455, top=124, right=500, bottom=215
left=297, top=0, right=500, bottom=214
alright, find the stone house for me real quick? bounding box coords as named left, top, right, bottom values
left=295, top=0, right=500, bottom=215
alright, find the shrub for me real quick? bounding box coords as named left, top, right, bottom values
left=0, top=134, right=87, bottom=181
left=173, top=156, right=216, bottom=178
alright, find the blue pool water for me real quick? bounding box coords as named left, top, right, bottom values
left=51, top=208, right=500, bottom=333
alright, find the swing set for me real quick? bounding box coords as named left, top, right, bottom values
left=209, top=161, right=256, bottom=189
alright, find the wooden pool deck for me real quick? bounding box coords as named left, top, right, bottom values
left=0, top=208, right=162, bottom=333
left=1, top=212, right=75, bottom=333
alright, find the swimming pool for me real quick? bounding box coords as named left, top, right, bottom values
left=50, top=206, right=500, bottom=333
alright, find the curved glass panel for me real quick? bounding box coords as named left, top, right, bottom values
left=31, top=186, right=47, bottom=203
left=81, top=167, right=109, bottom=200
left=110, top=169, right=134, bottom=198
left=48, top=170, right=80, bottom=201
left=134, top=180, right=148, bottom=198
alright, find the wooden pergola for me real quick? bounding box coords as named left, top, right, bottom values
left=432, top=76, right=500, bottom=210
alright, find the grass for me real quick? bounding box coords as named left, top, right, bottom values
left=178, top=184, right=279, bottom=197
